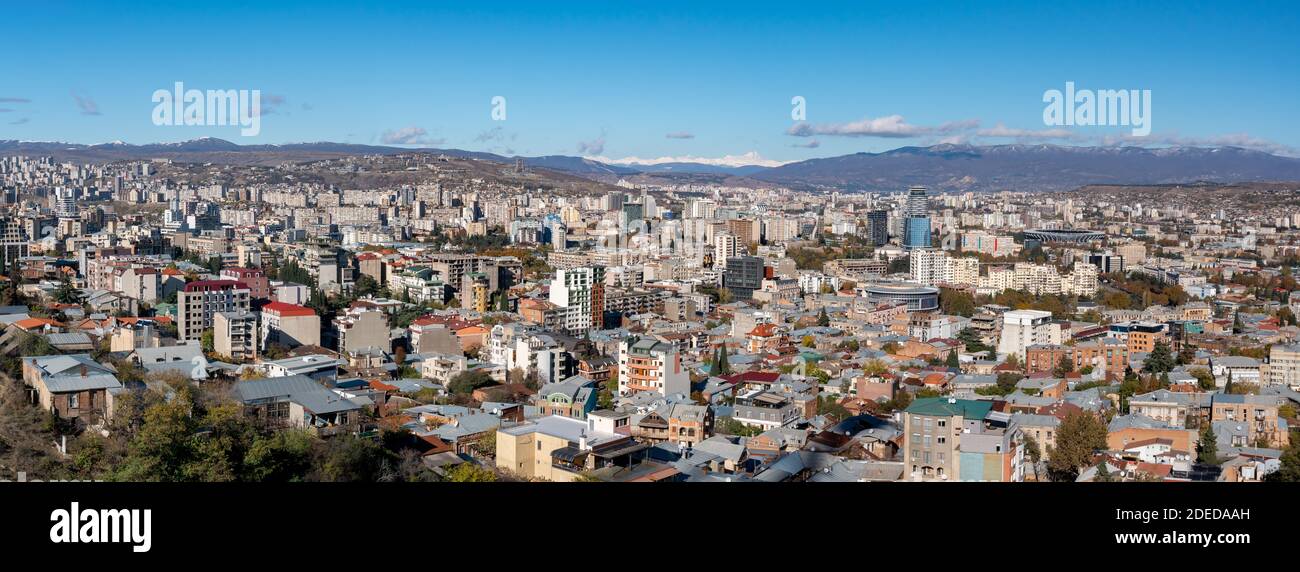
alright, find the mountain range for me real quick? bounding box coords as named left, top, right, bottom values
left=3, top=138, right=1298, bottom=192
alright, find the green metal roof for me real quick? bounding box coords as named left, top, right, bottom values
left=904, top=397, right=993, bottom=420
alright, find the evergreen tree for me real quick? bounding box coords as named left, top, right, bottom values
left=716, top=344, right=731, bottom=376
left=1197, top=424, right=1219, bottom=465
left=1144, top=341, right=1175, bottom=373
left=945, top=349, right=959, bottom=368
left=817, top=307, right=830, bottom=327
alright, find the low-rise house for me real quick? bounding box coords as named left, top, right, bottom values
left=234, top=374, right=369, bottom=437
left=534, top=375, right=599, bottom=420
left=21, top=354, right=122, bottom=422
left=495, top=415, right=648, bottom=481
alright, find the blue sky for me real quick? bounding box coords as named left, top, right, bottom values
left=3, top=1, right=1297, bottom=163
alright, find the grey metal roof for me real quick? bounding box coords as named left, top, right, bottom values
left=235, top=374, right=366, bottom=415
left=43, top=373, right=122, bottom=393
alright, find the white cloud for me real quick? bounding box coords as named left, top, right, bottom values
left=380, top=126, right=443, bottom=145
left=787, top=115, right=979, bottom=138
left=72, top=92, right=100, bottom=116
left=976, top=123, right=1080, bottom=140
left=577, top=133, right=606, bottom=155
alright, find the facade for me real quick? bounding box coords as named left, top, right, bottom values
left=214, top=310, right=258, bottom=361
left=617, top=336, right=690, bottom=397
left=723, top=255, right=764, bottom=301
left=998, top=309, right=1055, bottom=361
left=21, top=354, right=122, bottom=422
left=909, top=248, right=951, bottom=287
left=220, top=266, right=271, bottom=300
left=176, top=279, right=252, bottom=342
left=333, top=308, right=389, bottom=354
left=533, top=375, right=599, bottom=420
left=549, top=266, right=606, bottom=334
left=495, top=415, right=646, bottom=482
left=902, top=397, right=1022, bottom=482
left=1265, top=343, right=1300, bottom=387
left=1211, top=394, right=1290, bottom=448
left=903, top=185, right=930, bottom=249
left=260, top=301, right=322, bottom=350
left=863, top=281, right=939, bottom=312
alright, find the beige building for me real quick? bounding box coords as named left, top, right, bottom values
left=260, top=301, right=322, bottom=350
left=333, top=308, right=389, bottom=354
left=214, top=311, right=258, bottom=361
left=495, top=415, right=643, bottom=482
left=1265, top=343, right=1300, bottom=388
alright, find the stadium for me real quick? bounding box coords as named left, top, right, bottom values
left=863, top=281, right=940, bottom=312
left=1023, top=228, right=1106, bottom=244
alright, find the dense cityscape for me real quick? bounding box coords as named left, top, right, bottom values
left=0, top=148, right=1297, bottom=484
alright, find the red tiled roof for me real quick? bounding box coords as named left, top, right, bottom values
left=261, top=301, right=316, bottom=317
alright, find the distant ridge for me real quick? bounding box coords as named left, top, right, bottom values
left=3, top=139, right=1298, bottom=191
left=750, top=143, right=1300, bottom=192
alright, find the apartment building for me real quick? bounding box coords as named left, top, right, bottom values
left=1265, top=343, right=1300, bottom=387
left=214, top=310, right=258, bottom=361
left=260, top=301, right=321, bottom=350
left=997, top=309, right=1056, bottom=361
left=221, top=266, right=271, bottom=300
left=549, top=266, right=606, bottom=335
left=1211, top=394, right=1290, bottom=449
left=176, top=279, right=251, bottom=342
left=617, top=336, right=689, bottom=397
left=902, top=397, right=1022, bottom=482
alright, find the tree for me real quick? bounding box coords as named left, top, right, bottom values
left=715, top=344, right=731, bottom=376
left=353, top=274, right=380, bottom=299
left=443, top=463, right=499, bottom=482
left=1022, top=433, right=1042, bottom=470
left=200, top=329, right=215, bottom=353
left=817, top=307, right=830, bottom=327
left=244, top=430, right=317, bottom=482
left=1046, top=410, right=1108, bottom=481
left=1196, top=425, right=1219, bottom=465
left=1005, top=352, right=1022, bottom=371
left=945, top=349, right=959, bottom=369
left=1189, top=367, right=1215, bottom=391
left=802, top=335, right=816, bottom=348
left=1143, top=341, right=1175, bottom=374
left=113, top=399, right=197, bottom=482
left=315, top=434, right=391, bottom=482
left=53, top=277, right=84, bottom=305
left=448, top=369, right=496, bottom=395
left=1053, top=353, right=1074, bottom=378
left=1265, top=435, right=1300, bottom=482
left=939, top=287, right=976, bottom=317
